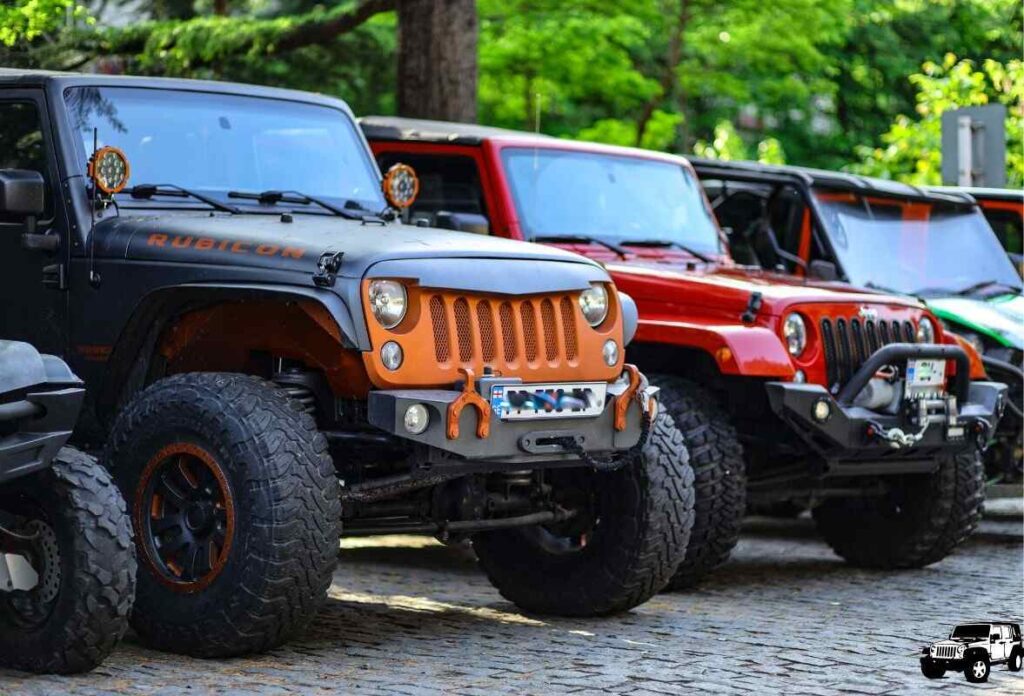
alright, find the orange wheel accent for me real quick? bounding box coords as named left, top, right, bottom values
left=614, top=364, right=643, bottom=432
left=134, top=442, right=236, bottom=594
left=447, top=367, right=492, bottom=440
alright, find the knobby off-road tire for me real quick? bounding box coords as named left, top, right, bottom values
left=919, top=660, right=945, bottom=679
left=0, top=448, right=135, bottom=674
left=649, top=375, right=746, bottom=589
left=472, top=411, right=695, bottom=616
left=104, top=373, right=341, bottom=657
left=813, top=451, right=984, bottom=569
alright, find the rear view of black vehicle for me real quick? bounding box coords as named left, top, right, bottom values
left=0, top=341, right=135, bottom=673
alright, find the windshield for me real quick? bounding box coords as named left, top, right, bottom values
left=951, top=625, right=990, bottom=640
left=501, top=148, right=722, bottom=254
left=63, top=86, right=385, bottom=212
left=814, top=189, right=1021, bottom=296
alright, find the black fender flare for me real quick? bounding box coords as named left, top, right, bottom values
left=97, top=283, right=363, bottom=425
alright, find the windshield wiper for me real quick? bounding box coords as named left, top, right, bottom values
left=530, top=235, right=629, bottom=259
left=953, top=279, right=1023, bottom=297
left=227, top=189, right=372, bottom=221
left=622, top=239, right=713, bottom=263
left=127, top=184, right=240, bottom=214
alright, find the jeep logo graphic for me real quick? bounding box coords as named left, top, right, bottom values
left=920, top=621, right=1023, bottom=683
left=857, top=306, right=878, bottom=320
left=146, top=233, right=305, bottom=259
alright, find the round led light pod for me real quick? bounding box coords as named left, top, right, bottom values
left=380, top=341, right=403, bottom=371
left=88, top=146, right=130, bottom=195
left=602, top=339, right=619, bottom=366
left=811, top=397, right=832, bottom=423
left=403, top=403, right=430, bottom=435
left=382, top=163, right=420, bottom=209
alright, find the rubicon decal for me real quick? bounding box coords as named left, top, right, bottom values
left=146, top=233, right=305, bottom=259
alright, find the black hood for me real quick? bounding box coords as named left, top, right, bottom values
left=94, top=210, right=597, bottom=278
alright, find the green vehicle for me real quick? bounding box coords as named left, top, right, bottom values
left=690, top=159, right=1023, bottom=483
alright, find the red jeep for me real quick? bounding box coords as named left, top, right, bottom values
left=362, top=117, right=1007, bottom=585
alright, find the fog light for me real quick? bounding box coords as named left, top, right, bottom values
left=812, top=398, right=832, bottom=423
left=403, top=403, right=429, bottom=435
left=793, top=369, right=806, bottom=383
left=602, top=339, right=619, bottom=366
left=381, top=341, right=403, bottom=370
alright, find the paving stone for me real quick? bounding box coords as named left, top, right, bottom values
left=0, top=514, right=1020, bottom=695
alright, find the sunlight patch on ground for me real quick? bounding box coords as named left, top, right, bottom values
left=340, top=535, right=443, bottom=550
left=327, top=588, right=547, bottom=627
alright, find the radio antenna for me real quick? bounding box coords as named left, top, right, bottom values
left=88, top=128, right=99, bottom=286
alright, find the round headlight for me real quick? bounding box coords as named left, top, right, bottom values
left=579, top=285, right=609, bottom=327
left=916, top=317, right=936, bottom=343
left=783, top=313, right=807, bottom=356
left=380, top=341, right=403, bottom=370
left=957, top=644, right=965, bottom=656
left=368, top=280, right=407, bottom=329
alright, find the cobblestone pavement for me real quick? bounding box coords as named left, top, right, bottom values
left=4, top=505, right=1022, bottom=696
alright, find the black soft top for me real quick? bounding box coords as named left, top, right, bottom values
left=689, top=156, right=976, bottom=207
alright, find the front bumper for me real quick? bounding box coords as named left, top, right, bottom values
left=0, top=387, right=85, bottom=484
left=766, top=343, right=1007, bottom=466
left=368, top=368, right=656, bottom=463
left=921, top=656, right=966, bottom=670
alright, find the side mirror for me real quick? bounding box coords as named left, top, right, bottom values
left=434, top=211, right=490, bottom=235
left=991, top=636, right=999, bottom=643
left=808, top=260, right=838, bottom=281
left=0, top=169, right=45, bottom=216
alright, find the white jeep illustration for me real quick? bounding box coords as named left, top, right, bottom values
left=921, top=622, right=1023, bottom=683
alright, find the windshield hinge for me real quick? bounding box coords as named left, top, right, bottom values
left=42, top=263, right=67, bottom=290
left=741, top=291, right=763, bottom=324
left=313, top=251, right=344, bottom=288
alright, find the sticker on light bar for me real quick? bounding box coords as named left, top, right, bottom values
left=490, top=382, right=607, bottom=420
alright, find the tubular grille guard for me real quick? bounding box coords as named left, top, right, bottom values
left=821, top=315, right=917, bottom=393
left=427, top=292, right=581, bottom=371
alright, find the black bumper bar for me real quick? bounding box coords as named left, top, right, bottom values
left=835, top=343, right=969, bottom=405
left=0, top=387, right=85, bottom=484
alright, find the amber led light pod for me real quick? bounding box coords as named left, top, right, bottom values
left=88, top=146, right=130, bottom=195
left=382, top=163, right=419, bottom=209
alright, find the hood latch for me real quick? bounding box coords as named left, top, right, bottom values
left=313, top=251, right=344, bottom=288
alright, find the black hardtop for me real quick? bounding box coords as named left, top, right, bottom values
left=0, top=68, right=354, bottom=115
left=690, top=156, right=977, bottom=207
left=359, top=115, right=553, bottom=146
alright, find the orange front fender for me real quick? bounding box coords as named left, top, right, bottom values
left=943, top=333, right=988, bottom=380
left=635, top=318, right=795, bottom=378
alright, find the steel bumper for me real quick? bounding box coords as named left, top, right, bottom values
left=766, top=344, right=1007, bottom=464
left=368, top=374, right=656, bottom=462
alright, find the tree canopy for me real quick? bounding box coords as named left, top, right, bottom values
left=2, top=0, right=1021, bottom=184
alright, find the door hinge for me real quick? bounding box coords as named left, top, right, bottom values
left=42, top=263, right=67, bottom=290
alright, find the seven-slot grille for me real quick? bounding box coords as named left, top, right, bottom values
left=933, top=644, right=958, bottom=659
left=820, top=316, right=916, bottom=392
left=428, top=293, right=580, bottom=369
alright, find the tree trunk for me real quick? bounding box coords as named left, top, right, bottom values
left=396, top=0, right=477, bottom=122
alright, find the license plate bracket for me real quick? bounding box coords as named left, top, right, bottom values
left=490, top=382, right=607, bottom=421
left=906, top=358, right=946, bottom=399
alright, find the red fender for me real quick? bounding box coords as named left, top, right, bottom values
left=635, top=318, right=795, bottom=378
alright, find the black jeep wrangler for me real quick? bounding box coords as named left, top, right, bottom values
left=0, top=340, right=134, bottom=673
left=0, top=70, right=695, bottom=658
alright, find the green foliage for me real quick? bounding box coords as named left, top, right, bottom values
left=692, top=121, right=787, bottom=164
left=0, top=0, right=91, bottom=48
left=855, top=56, right=1023, bottom=187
